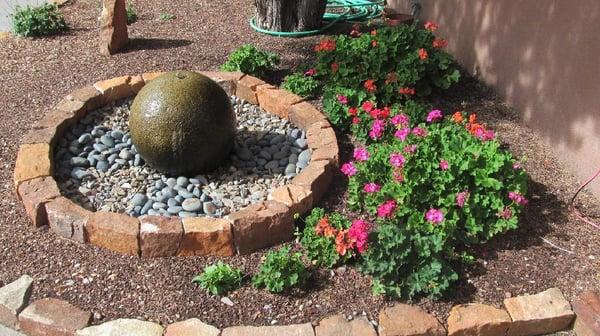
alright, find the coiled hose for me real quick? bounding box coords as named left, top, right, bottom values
left=249, top=0, right=386, bottom=37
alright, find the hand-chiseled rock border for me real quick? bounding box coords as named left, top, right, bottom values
left=13, top=71, right=337, bottom=258
left=0, top=277, right=584, bottom=336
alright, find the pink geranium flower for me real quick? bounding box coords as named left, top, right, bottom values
left=304, top=68, right=316, bottom=76
left=498, top=207, right=513, bottom=219
left=362, top=101, right=375, bottom=112
left=341, top=162, right=358, bottom=177
left=363, top=182, right=381, bottom=193
left=483, top=130, right=495, bottom=141
left=404, top=144, right=417, bottom=153
left=425, top=208, right=444, bottom=224
left=455, top=191, right=470, bottom=208
left=394, top=127, right=410, bottom=141
left=389, top=153, right=406, bottom=168
left=439, top=159, right=449, bottom=170
left=426, top=109, right=443, bottom=123
left=348, top=219, right=370, bottom=254
left=369, top=119, right=386, bottom=140
left=337, top=95, right=348, bottom=105
left=391, top=114, right=409, bottom=127
left=412, top=127, right=428, bottom=137
left=508, top=191, right=528, bottom=206
left=353, top=147, right=369, bottom=161
left=377, top=200, right=396, bottom=218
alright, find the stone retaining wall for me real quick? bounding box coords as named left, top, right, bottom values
left=0, top=274, right=591, bottom=336
left=13, top=71, right=338, bottom=257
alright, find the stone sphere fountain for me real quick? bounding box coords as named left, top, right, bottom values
left=130, top=71, right=236, bottom=176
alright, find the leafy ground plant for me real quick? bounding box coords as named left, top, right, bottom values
left=159, top=13, right=175, bottom=21
left=126, top=2, right=137, bottom=24
left=10, top=3, right=67, bottom=37
left=192, top=262, right=243, bottom=296
left=220, top=44, right=280, bottom=78
left=252, top=247, right=309, bottom=293
left=340, top=110, right=528, bottom=298
left=281, top=72, right=320, bottom=98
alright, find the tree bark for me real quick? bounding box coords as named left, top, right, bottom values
left=255, top=0, right=327, bottom=32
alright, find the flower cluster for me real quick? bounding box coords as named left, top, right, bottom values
left=452, top=112, right=496, bottom=141
left=313, top=216, right=371, bottom=256
left=315, top=38, right=336, bottom=52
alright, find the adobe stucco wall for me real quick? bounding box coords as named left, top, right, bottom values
left=390, top=0, right=600, bottom=197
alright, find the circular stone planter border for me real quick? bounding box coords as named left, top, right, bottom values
left=13, top=71, right=339, bottom=257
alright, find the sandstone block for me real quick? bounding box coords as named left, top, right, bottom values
left=504, top=287, right=574, bottom=336
left=257, top=87, right=303, bottom=119
left=315, top=314, right=376, bottom=336
left=177, top=217, right=234, bottom=256
left=0, top=275, right=33, bottom=329
left=46, top=197, right=91, bottom=243
left=235, top=75, right=266, bottom=104
left=86, top=212, right=139, bottom=256
left=16, top=177, right=61, bottom=227
left=13, top=144, right=52, bottom=188
left=19, top=298, right=90, bottom=336
left=291, top=160, right=334, bottom=203
left=164, top=318, right=220, bottom=336
left=378, top=304, right=446, bottom=336
left=99, top=0, right=128, bottom=55
left=287, top=102, right=327, bottom=130
left=222, top=323, right=314, bottom=336
left=228, top=200, right=293, bottom=254
left=269, top=184, right=313, bottom=217
left=76, top=318, right=163, bottom=336
left=447, top=303, right=511, bottom=336
left=94, top=76, right=136, bottom=102
left=140, top=216, right=183, bottom=257
left=572, top=290, right=600, bottom=336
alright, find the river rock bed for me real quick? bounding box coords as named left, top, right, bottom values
left=53, top=96, right=311, bottom=218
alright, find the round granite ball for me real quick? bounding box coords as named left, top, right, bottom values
left=129, top=71, right=236, bottom=176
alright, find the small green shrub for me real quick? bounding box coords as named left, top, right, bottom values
left=10, top=3, right=67, bottom=37
left=159, top=13, right=175, bottom=21
left=221, top=44, right=280, bottom=78
left=281, top=72, right=320, bottom=98
left=340, top=111, right=528, bottom=298
left=252, top=247, right=309, bottom=293
left=126, top=2, right=137, bottom=24
left=192, top=262, right=242, bottom=296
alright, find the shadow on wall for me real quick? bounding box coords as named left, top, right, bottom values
left=391, top=0, right=600, bottom=189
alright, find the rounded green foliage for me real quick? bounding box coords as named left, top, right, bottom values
left=220, top=44, right=280, bottom=78
left=281, top=72, right=320, bottom=98
left=192, top=262, right=243, bottom=296
left=346, top=114, right=528, bottom=298
left=10, top=3, right=67, bottom=37
left=252, top=247, right=309, bottom=293
left=129, top=71, right=236, bottom=176
left=126, top=2, right=137, bottom=25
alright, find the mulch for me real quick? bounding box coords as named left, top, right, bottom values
left=0, top=0, right=598, bottom=330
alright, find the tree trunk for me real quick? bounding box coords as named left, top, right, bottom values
left=255, top=0, right=327, bottom=32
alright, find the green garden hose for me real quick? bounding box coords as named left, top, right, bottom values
left=249, top=0, right=385, bottom=37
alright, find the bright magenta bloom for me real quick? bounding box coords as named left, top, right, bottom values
left=391, top=114, right=409, bottom=127
left=369, top=119, right=386, bottom=140
left=337, top=95, right=348, bottom=105
left=363, top=182, right=381, bottom=193
left=353, top=147, right=369, bottom=161
left=455, top=191, right=470, bottom=207
left=348, top=219, right=370, bottom=253
left=377, top=200, right=396, bottom=218
left=439, top=159, right=449, bottom=170
left=341, top=162, right=358, bottom=176
left=508, top=191, right=528, bottom=205
left=425, top=208, right=444, bottom=224
left=394, top=127, right=410, bottom=141
left=403, top=144, right=417, bottom=153
left=426, top=109, right=443, bottom=123
left=389, top=153, right=406, bottom=168
left=304, top=68, right=316, bottom=76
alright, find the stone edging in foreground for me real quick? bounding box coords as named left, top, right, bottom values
left=0, top=275, right=590, bottom=336
left=13, top=71, right=338, bottom=257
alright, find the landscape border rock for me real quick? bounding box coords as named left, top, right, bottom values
left=13, top=71, right=338, bottom=258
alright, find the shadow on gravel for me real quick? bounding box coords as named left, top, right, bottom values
left=124, top=38, right=192, bottom=52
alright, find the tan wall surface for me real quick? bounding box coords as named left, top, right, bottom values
left=390, top=0, right=600, bottom=197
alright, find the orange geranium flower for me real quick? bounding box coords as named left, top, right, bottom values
left=315, top=217, right=336, bottom=238
left=315, top=38, right=336, bottom=52
left=418, top=48, right=428, bottom=60
left=335, top=230, right=353, bottom=256
left=424, top=21, right=438, bottom=32
left=469, top=113, right=477, bottom=124
left=452, top=111, right=464, bottom=123
left=364, top=79, right=377, bottom=93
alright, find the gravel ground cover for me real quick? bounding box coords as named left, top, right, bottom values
left=55, top=96, right=311, bottom=218
left=0, top=0, right=598, bottom=330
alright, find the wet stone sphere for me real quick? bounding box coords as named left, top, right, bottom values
left=129, top=71, right=236, bottom=176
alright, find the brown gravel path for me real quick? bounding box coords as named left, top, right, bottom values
left=0, top=0, right=599, bottom=329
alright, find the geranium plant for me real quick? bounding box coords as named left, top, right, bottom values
left=342, top=110, right=528, bottom=298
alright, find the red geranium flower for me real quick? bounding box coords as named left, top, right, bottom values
left=385, top=72, right=397, bottom=84
left=361, top=101, right=374, bottom=112
left=424, top=21, right=438, bottom=32
left=433, top=38, right=448, bottom=48
left=418, top=48, right=428, bottom=60
left=371, top=40, right=378, bottom=47
left=348, top=107, right=358, bottom=116
left=315, top=38, right=336, bottom=52
left=364, top=79, right=377, bottom=93
left=331, top=62, right=339, bottom=74
left=398, top=87, right=415, bottom=95
left=352, top=117, right=361, bottom=125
